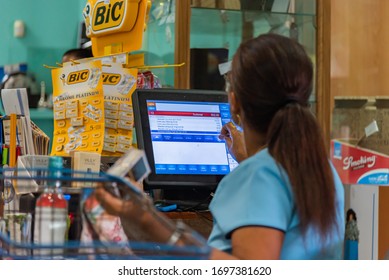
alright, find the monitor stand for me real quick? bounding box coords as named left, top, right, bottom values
left=150, top=188, right=214, bottom=211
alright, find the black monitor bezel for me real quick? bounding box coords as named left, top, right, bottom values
left=132, top=89, right=229, bottom=190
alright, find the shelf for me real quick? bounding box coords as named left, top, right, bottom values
left=190, top=0, right=316, bottom=16
left=190, top=7, right=316, bottom=60
left=191, top=6, right=315, bottom=17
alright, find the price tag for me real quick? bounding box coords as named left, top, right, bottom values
left=365, top=120, right=379, bottom=138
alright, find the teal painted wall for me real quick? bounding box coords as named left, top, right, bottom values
left=0, top=0, right=86, bottom=93
left=0, top=0, right=176, bottom=90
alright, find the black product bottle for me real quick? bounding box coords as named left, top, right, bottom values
left=19, top=193, right=37, bottom=242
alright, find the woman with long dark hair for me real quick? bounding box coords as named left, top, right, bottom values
left=95, top=34, right=345, bottom=259
left=207, top=33, right=345, bottom=259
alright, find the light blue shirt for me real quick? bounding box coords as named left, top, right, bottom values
left=208, top=149, right=345, bottom=259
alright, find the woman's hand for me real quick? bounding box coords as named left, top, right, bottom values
left=219, top=122, right=247, bottom=163
left=94, top=187, right=132, bottom=217
left=94, top=184, right=190, bottom=245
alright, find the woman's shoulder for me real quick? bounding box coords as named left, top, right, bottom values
left=233, top=149, right=281, bottom=175
left=219, top=149, right=286, bottom=190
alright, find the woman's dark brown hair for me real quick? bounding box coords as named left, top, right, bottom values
left=230, top=33, right=336, bottom=239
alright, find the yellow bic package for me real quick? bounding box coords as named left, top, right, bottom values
left=51, top=60, right=105, bottom=156
left=102, top=63, right=137, bottom=156
left=51, top=61, right=137, bottom=156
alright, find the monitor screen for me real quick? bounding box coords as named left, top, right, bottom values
left=133, top=89, right=238, bottom=190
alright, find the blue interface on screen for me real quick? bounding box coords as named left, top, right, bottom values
left=147, top=100, right=239, bottom=175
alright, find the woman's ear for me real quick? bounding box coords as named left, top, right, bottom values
left=229, top=91, right=241, bottom=116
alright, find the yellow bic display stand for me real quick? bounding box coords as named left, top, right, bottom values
left=83, top=0, right=151, bottom=57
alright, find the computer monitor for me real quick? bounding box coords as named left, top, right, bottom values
left=132, top=89, right=238, bottom=193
